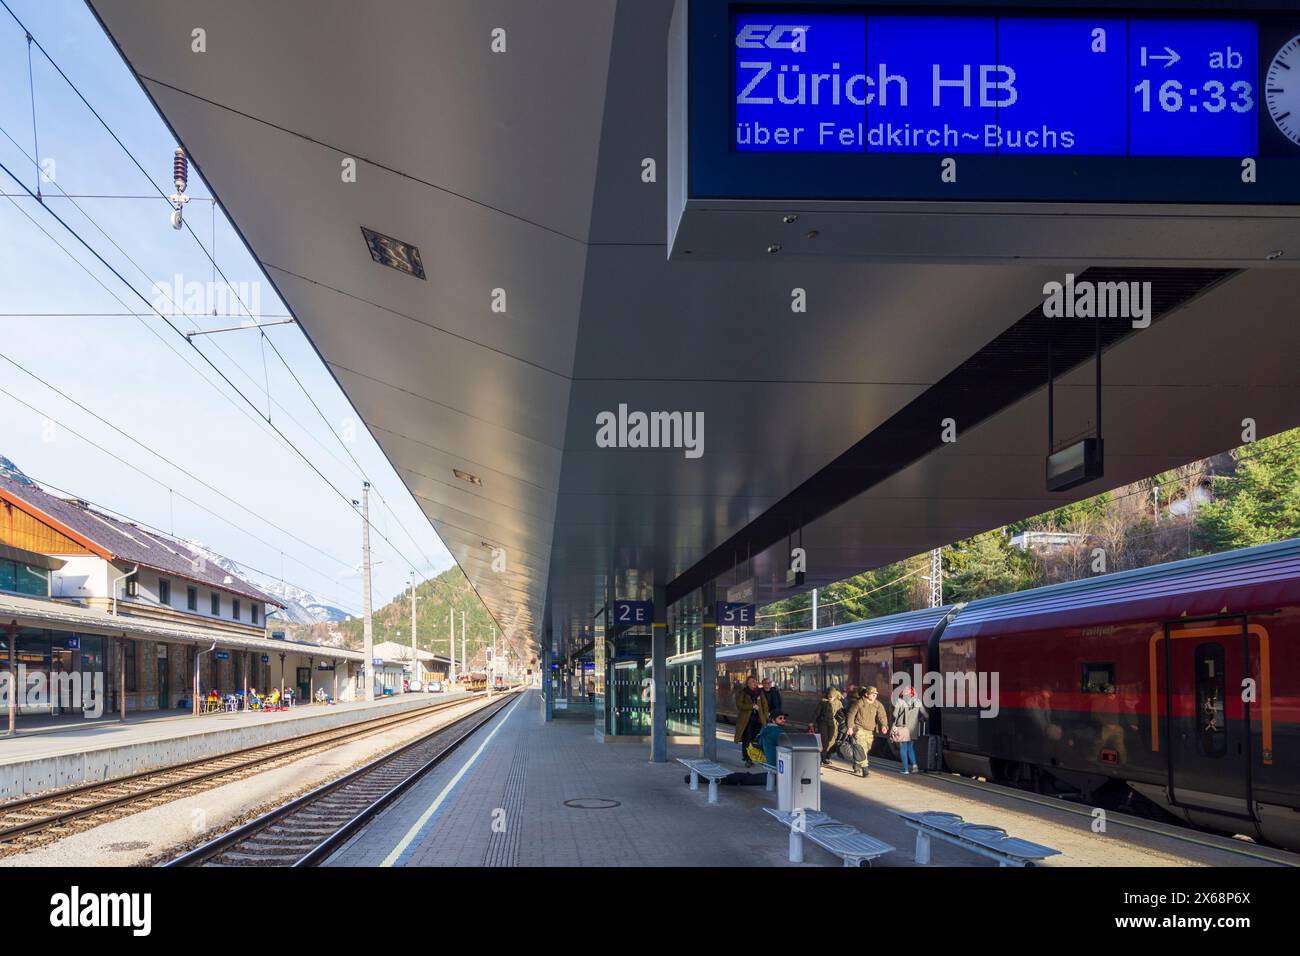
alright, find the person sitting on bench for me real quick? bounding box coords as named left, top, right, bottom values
left=757, top=711, right=788, bottom=766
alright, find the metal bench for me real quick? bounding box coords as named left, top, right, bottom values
left=758, top=762, right=777, bottom=791
left=892, top=810, right=1060, bottom=867
left=764, top=808, right=895, bottom=867
left=677, top=758, right=735, bottom=805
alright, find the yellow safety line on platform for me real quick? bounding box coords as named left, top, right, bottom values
left=380, top=692, right=526, bottom=867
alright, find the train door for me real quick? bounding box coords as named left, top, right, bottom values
left=1163, top=618, right=1253, bottom=819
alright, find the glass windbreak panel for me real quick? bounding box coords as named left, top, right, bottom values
left=666, top=659, right=700, bottom=735
left=607, top=629, right=651, bottom=736
left=669, top=590, right=704, bottom=656
left=593, top=612, right=606, bottom=729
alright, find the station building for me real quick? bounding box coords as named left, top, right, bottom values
left=0, top=473, right=364, bottom=724
left=370, top=641, right=450, bottom=690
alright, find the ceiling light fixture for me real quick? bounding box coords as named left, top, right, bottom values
left=453, top=468, right=482, bottom=486
left=361, top=226, right=426, bottom=279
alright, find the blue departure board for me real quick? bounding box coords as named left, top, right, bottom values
left=733, top=12, right=1262, bottom=156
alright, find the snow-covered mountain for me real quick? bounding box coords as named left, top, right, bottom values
left=259, top=579, right=351, bottom=625
left=0, top=455, right=34, bottom=486
left=179, top=540, right=349, bottom=625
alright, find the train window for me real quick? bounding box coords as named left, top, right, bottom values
left=824, top=656, right=848, bottom=693
left=860, top=648, right=890, bottom=696
left=797, top=662, right=819, bottom=693
left=1194, top=643, right=1227, bottom=759
left=1080, top=662, right=1115, bottom=693
left=892, top=645, right=924, bottom=694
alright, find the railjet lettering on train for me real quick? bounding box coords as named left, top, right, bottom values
left=892, top=667, right=999, bottom=718
left=595, top=404, right=704, bottom=459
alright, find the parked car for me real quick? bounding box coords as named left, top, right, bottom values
left=427, top=680, right=444, bottom=693
left=408, top=679, right=423, bottom=692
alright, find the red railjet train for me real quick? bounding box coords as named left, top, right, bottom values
left=714, top=538, right=1300, bottom=849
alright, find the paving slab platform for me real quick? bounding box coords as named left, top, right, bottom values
left=0, top=693, right=469, bottom=801
left=327, top=690, right=1299, bottom=868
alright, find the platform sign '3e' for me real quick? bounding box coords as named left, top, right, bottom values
left=717, top=602, right=756, bottom=627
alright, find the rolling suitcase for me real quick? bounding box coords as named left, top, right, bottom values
left=914, top=734, right=942, bottom=771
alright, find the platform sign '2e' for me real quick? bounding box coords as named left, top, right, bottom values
left=612, top=600, right=653, bottom=628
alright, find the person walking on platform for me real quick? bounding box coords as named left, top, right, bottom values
left=734, top=675, right=768, bottom=767
left=761, top=677, right=783, bottom=717
left=891, top=685, right=928, bottom=774
left=845, top=686, right=889, bottom=777
left=811, top=687, right=843, bottom=766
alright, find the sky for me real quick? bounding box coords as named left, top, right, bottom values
left=0, top=0, right=454, bottom=615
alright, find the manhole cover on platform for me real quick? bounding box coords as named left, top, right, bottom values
left=563, top=798, right=621, bottom=810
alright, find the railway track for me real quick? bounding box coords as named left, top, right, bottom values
left=167, top=690, right=519, bottom=867
left=0, top=694, right=485, bottom=855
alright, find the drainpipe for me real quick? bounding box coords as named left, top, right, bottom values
left=6, top=621, right=16, bottom=737
left=110, top=564, right=139, bottom=616
left=118, top=635, right=127, bottom=722
left=193, top=641, right=216, bottom=716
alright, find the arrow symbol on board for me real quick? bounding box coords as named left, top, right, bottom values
left=1141, top=46, right=1181, bottom=68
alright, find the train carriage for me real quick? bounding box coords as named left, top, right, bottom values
left=714, top=538, right=1300, bottom=850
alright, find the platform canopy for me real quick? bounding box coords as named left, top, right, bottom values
left=88, top=1, right=1300, bottom=653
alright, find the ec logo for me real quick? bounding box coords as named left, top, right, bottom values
left=735, top=24, right=811, bottom=51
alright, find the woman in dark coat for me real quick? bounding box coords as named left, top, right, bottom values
left=733, top=675, right=768, bottom=766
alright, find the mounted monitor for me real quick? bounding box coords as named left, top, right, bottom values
left=668, top=0, right=1300, bottom=263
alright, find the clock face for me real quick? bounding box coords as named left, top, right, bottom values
left=1266, top=35, right=1300, bottom=144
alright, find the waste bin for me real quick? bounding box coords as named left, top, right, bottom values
left=776, top=732, right=822, bottom=813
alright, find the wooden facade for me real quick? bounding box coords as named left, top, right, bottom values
left=0, top=498, right=98, bottom=556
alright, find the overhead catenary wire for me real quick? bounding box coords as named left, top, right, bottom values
left=0, top=0, right=441, bottom=576
left=0, top=154, right=425, bottom=579
left=0, top=121, right=375, bottom=496
left=0, top=380, right=367, bottom=606
left=757, top=564, right=927, bottom=620
left=0, top=349, right=367, bottom=580
left=0, top=0, right=438, bottom=580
